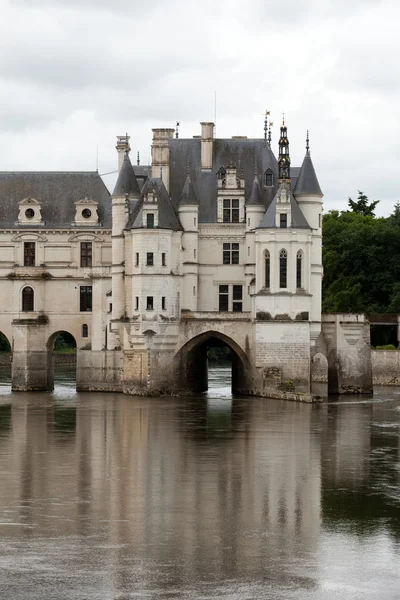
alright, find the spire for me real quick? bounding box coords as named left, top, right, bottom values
left=264, top=110, right=270, bottom=143
left=179, top=172, right=198, bottom=206
left=278, top=117, right=291, bottom=183
left=137, top=151, right=140, bottom=166
left=247, top=174, right=263, bottom=206
left=112, top=151, right=141, bottom=198
left=293, top=138, right=323, bottom=197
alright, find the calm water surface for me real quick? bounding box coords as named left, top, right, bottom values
left=0, top=365, right=399, bottom=599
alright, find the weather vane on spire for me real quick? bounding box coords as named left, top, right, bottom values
left=306, top=130, right=310, bottom=153
left=264, top=110, right=270, bottom=142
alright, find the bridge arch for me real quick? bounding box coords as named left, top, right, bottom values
left=174, top=330, right=252, bottom=395
left=46, top=330, right=77, bottom=390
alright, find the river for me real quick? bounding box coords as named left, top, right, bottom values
left=0, top=365, right=399, bottom=599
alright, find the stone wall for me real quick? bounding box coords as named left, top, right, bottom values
left=371, top=350, right=400, bottom=385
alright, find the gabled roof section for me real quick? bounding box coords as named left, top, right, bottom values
left=113, top=152, right=141, bottom=198
left=293, top=152, right=323, bottom=196
left=0, top=171, right=111, bottom=228
left=246, top=175, right=263, bottom=206
left=128, top=178, right=182, bottom=231
left=179, top=174, right=199, bottom=206
left=258, top=183, right=310, bottom=229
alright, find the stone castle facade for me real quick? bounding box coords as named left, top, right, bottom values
left=0, top=120, right=328, bottom=397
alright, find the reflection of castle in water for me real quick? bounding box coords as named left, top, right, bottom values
left=0, top=394, right=398, bottom=590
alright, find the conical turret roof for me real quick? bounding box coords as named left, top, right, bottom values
left=179, top=174, right=198, bottom=206
left=246, top=175, right=263, bottom=205
left=293, top=152, right=323, bottom=197
left=112, top=152, right=141, bottom=198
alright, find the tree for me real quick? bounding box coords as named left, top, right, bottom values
left=348, top=190, right=379, bottom=217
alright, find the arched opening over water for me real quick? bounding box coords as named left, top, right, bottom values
left=175, top=331, right=252, bottom=396
left=47, top=331, right=77, bottom=391
left=0, top=331, right=11, bottom=389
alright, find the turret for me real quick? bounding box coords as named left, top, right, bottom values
left=246, top=172, right=264, bottom=231
left=178, top=171, right=199, bottom=311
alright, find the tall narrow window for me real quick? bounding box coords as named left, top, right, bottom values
left=265, top=250, right=270, bottom=288
left=162, top=253, right=166, bottom=266
left=146, top=252, right=154, bottom=266
left=80, top=286, right=92, bottom=311
left=297, top=251, right=302, bottom=289
left=265, top=172, right=273, bottom=186
left=146, top=296, right=154, bottom=310
left=135, top=253, right=139, bottom=266
left=232, top=285, right=243, bottom=312
left=279, top=249, right=287, bottom=289
left=219, top=285, right=229, bottom=311
left=22, top=286, right=34, bottom=312
left=24, top=242, right=35, bottom=267
left=80, top=242, right=92, bottom=267
left=82, top=324, right=88, bottom=338
left=161, top=297, right=166, bottom=310
left=146, top=213, right=154, bottom=228
left=135, top=296, right=139, bottom=310
left=280, top=213, right=287, bottom=228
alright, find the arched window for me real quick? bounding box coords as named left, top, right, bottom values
left=22, top=286, right=34, bottom=312
left=296, top=251, right=303, bottom=289
left=279, top=249, right=287, bottom=289
left=82, top=324, right=88, bottom=338
left=265, top=250, right=270, bottom=288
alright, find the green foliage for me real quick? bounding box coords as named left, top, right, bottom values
left=54, top=332, right=76, bottom=351
left=348, top=190, right=379, bottom=217
left=0, top=332, right=11, bottom=352
left=374, top=344, right=397, bottom=350
left=207, top=346, right=231, bottom=361
left=322, top=197, right=400, bottom=314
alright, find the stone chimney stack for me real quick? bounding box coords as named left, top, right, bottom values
left=151, top=128, right=174, bottom=193
left=116, top=134, right=131, bottom=172
left=200, top=122, right=214, bottom=170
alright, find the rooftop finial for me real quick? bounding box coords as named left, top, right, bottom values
left=175, top=121, right=180, bottom=139
left=137, top=151, right=140, bottom=166
left=268, top=121, right=273, bottom=147
left=306, top=130, right=310, bottom=154
left=282, top=112, right=285, bottom=126
left=264, top=110, right=270, bottom=142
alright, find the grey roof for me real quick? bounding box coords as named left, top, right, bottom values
left=246, top=175, right=263, bottom=205
left=293, top=152, right=323, bottom=196
left=113, top=152, right=141, bottom=198
left=128, top=178, right=182, bottom=231
left=0, top=171, right=111, bottom=228
left=258, top=183, right=310, bottom=229
left=179, top=174, right=199, bottom=205
left=169, top=138, right=279, bottom=222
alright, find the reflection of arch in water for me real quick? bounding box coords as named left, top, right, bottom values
left=311, top=352, right=328, bottom=382
left=174, top=330, right=252, bottom=394
left=46, top=330, right=77, bottom=391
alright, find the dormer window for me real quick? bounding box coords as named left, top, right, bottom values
left=217, top=163, right=245, bottom=223
left=17, top=197, right=43, bottom=226
left=265, top=170, right=274, bottom=187
left=280, top=214, right=287, bottom=228
left=146, top=213, right=154, bottom=228
left=82, top=209, right=92, bottom=219
left=142, top=189, right=159, bottom=228
left=74, top=197, right=99, bottom=226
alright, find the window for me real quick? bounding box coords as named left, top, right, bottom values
left=162, top=297, right=166, bottom=310
left=219, top=285, right=229, bottom=311
left=162, top=253, right=166, bottom=266
left=135, top=253, right=139, bottom=266
left=223, top=199, right=240, bottom=223
left=80, top=242, right=92, bottom=267
left=265, top=251, right=270, bottom=288
left=232, top=285, right=243, bottom=312
left=194, top=217, right=197, bottom=227
left=279, top=249, right=287, bottom=289
left=223, top=243, right=239, bottom=265
left=194, top=249, right=196, bottom=260
left=80, top=286, right=92, bottom=311
left=82, top=324, right=88, bottom=338
left=25, top=208, right=35, bottom=219
left=146, top=296, right=154, bottom=310
left=23, top=242, right=35, bottom=267
left=135, top=297, right=139, bottom=310
left=297, top=251, right=302, bottom=289
left=22, top=287, right=34, bottom=312
left=146, top=213, right=154, bottom=228
left=193, top=286, right=196, bottom=296
left=280, top=213, right=287, bottom=228
left=82, top=209, right=92, bottom=219
left=319, top=214, right=322, bottom=228
left=265, top=172, right=274, bottom=187
left=146, top=252, right=154, bottom=266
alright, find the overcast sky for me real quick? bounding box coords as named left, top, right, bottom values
left=0, top=0, right=398, bottom=215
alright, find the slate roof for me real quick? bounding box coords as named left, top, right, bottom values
left=113, top=152, right=141, bottom=198
left=179, top=174, right=199, bottom=205
left=293, top=152, right=323, bottom=196
left=246, top=175, right=263, bottom=206
left=169, top=138, right=279, bottom=222
left=258, top=183, right=310, bottom=229
left=128, top=177, right=182, bottom=231
left=0, top=171, right=111, bottom=228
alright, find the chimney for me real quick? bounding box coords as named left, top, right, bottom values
left=116, top=134, right=131, bottom=172
left=151, top=128, right=175, bottom=193
left=200, top=122, right=214, bottom=170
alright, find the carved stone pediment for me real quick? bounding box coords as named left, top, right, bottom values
left=74, top=197, right=99, bottom=226
left=17, top=197, right=43, bottom=225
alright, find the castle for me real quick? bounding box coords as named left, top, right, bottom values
left=0, top=119, right=329, bottom=397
